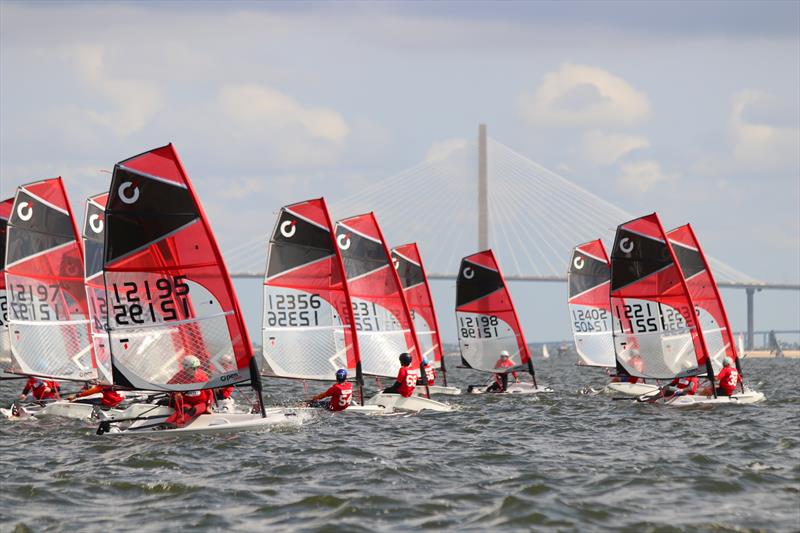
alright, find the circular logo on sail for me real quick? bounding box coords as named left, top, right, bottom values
left=573, top=256, right=585, bottom=270
left=17, top=201, right=33, bottom=221
left=337, top=233, right=351, bottom=250
left=89, top=214, right=104, bottom=234
left=619, top=237, right=634, bottom=254
left=463, top=267, right=474, bottom=279
left=280, top=220, right=296, bottom=238
left=118, top=181, right=140, bottom=204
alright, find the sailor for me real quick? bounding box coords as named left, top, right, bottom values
left=18, top=377, right=60, bottom=402
left=308, top=369, right=353, bottom=411
left=67, top=381, right=124, bottom=409
left=164, top=355, right=213, bottom=427
left=486, top=350, right=518, bottom=393
left=420, top=356, right=436, bottom=387
left=212, top=354, right=236, bottom=411
left=664, top=376, right=698, bottom=397
left=383, top=353, right=418, bottom=397
left=714, top=357, right=741, bottom=396
left=168, top=355, right=210, bottom=386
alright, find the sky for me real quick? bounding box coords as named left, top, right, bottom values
left=1, top=0, right=798, bottom=344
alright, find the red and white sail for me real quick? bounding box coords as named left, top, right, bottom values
left=5, top=178, right=95, bottom=380
left=83, top=192, right=113, bottom=384
left=103, top=144, right=253, bottom=391
left=0, top=197, right=15, bottom=366
left=609, top=213, right=710, bottom=379
left=667, top=224, right=737, bottom=374
left=391, top=243, right=443, bottom=369
left=455, top=250, right=532, bottom=373
left=567, top=239, right=614, bottom=367
left=262, top=198, right=360, bottom=380
left=334, top=213, right=421, bottom=378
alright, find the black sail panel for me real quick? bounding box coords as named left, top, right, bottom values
left=456, top=259, right=504, bottom=307
left=671, top=241, right=706, bottom=280
left=392, top=252, right=425, bottom=289
left=568, top=250, right=609, bottom=298
left=610, top=228, right=673, bottom=292
left=266, top=208, right=333, bottom=279
left=335, top=225, right=388, bottom=279
left=105, top=166, right=199, bottom=263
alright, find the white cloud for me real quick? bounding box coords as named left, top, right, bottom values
left=582, top=130, right=650, bottom=166
left=617, top=160, right=676, bottom=193
left=730, top=89, right=800, bottom=171
left=72, top=45, right=163, bottom=136
left=217, top=177, right=267, bottom=200
left=519, top=63, right=651, bottom=127
left=217, top=84, right=350, bottom=167
left=425, top=138, right=469, bottom=163
left=220, top=84, right=348, bottom=144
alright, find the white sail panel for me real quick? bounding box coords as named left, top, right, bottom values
left=456, top=311, right=524, bottom=371
left=569, top=303, right=615, bottom=367
left=262, top=286, right=349, bottom=380
left=352, top=297, right=409, bottom=377
left=611, top=298, right=700, bottom=378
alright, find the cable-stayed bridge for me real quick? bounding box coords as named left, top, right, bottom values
left=224, top=126, right=798, bottom=348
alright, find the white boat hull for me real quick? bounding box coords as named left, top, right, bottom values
left=413, top=385, right=462, bottom=396
left=302, top=404, right=391, bottom=415
left=101, top=407, right=309, bottom=435
left=663, top=389, right=765, bottom=406
left=467, top=382, right=554, bottom=395
left=605, top=382, right=660, bottom=397
left=365, top=392, right=452, bottom=412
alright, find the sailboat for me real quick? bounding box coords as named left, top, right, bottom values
left=609, top=213, right=763, bottom=406
left=568, top=239, right=657, bottom=397
left=0, top=197, right=13, bottom=368
left=261, top=198, right=386, bottom=414
left=334, top=213, right=451, bottom=412
left=542, top=344, right=550, bottom=359
left=96, top=145, right=308, bottom=434
left=391, top=243, right=460, bottom=395
left=456, top=249, right=552, bottom=394
left=664, top=223, right=763, bottom=405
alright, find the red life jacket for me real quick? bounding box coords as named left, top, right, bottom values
left=324, top=382, right=353, bottom=411
left=396, top=367, right=418, bottom=397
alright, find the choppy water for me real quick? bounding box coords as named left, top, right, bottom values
left=1, top=357, right=798, bottom=532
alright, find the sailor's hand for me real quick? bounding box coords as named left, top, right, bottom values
left=67, top=395, right=76, bottom=402
left=17, top=394, right=25, bottom=401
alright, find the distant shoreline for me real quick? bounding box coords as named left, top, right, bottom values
left=744, top=350, right=800, bottom=359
